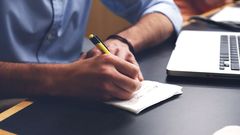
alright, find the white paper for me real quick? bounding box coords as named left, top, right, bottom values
left=106, top=80, right=183, bottom=114
left=213, top=125, right=240, bottom=135
left=211, top=7, right=240, bottom=23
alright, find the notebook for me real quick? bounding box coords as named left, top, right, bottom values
left=167, top=30, right=240, bottom=79
left=106, top=80, right=182, bottom=114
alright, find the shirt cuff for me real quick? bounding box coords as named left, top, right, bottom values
left=142, top=3, right=183, bottom=34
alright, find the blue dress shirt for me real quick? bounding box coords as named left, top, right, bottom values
left=0, top=0, right=182, bottom=63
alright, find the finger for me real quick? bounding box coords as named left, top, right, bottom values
left=87, top=47, right=102, bottom=58
left=107, top=82, right=133, bottom=100
left=112, top=47, right=144, bottom=81
left=138, top=71, right=144, bottom=81
left=98, top=80, right=133, bottom=100
left=108, top=55, right=140, bottom=79
left=125, top=54, right=144, bottom=81
left=111, top=69, right=141, bottom=93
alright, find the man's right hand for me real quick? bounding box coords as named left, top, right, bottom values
left=53, top=54, right=142, bottom=101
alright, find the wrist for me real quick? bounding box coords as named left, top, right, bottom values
left=41, top=63, right=69, bottom=97
left=107, top=34, right=136, bottom=56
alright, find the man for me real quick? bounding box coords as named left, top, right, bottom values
left=0, top=0, right=182, bottom=101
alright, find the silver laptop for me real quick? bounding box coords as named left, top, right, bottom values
left=167, top=30, right=240, bottom=79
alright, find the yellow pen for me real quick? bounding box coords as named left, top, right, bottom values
left=88, top=34, right=111, bottom=54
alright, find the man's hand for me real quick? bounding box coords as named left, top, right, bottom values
left=54, top=54, right=142, bottom=101
left=87, top=39, right=144, bottom=81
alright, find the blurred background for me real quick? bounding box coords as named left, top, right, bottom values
left=86, top=0, right=236, bottom=39
left=86, top=1, right=130, bottom=40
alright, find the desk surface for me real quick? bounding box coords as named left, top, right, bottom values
left=1, top=13, right=240, bottom=135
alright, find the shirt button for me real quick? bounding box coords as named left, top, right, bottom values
left=47, top=33, right=54, bottom=40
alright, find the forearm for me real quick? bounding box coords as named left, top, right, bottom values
left=117, top=13, right=174, bottom=52
left=187, top=0, right=228, bottom=12
left=0, top=61, right=66, bottom=98
left=0, top=54, right=141, bottom=101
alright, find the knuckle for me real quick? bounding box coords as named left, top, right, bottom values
left=99, top=54, right=113, bottom=63
left=98, top=64, right=109, bottom=73
left=115, top=47, right=121, bottom=52
left=91, top=48, right=101, bottom=55
left=131, top=81, right=141, bottom=91
left=132, top=65, right=140, bottom=76
left=127, top=52, right=134, bottom=57
left=99, top=82, right=110, bottom=91
left=99, top=65, right=114, bottom=79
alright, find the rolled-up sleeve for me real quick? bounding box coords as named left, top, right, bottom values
left=101, top=0, right=183, bottom=33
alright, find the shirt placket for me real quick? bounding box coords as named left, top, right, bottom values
left=37, top=0, right=65, bottom=62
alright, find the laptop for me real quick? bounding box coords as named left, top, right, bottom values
left=167, top=30, right=240, bottom=79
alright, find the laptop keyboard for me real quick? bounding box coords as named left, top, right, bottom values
left=220, top=35, right=240, bottom=70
